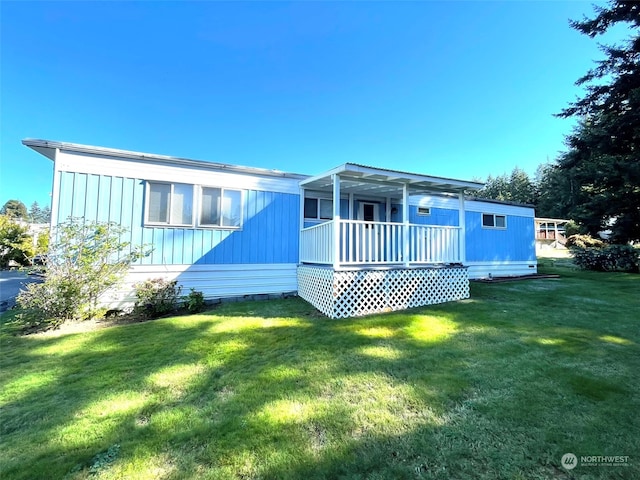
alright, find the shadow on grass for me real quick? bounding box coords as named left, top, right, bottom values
left=1, top=270, right=639, bottom=479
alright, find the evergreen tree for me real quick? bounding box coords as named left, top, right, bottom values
left=557, top=1, right=640, bottom=242
left=0, top=200, right=28, bottom=220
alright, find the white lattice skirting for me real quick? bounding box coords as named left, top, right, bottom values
left=297, top=266, right=470, bottom=319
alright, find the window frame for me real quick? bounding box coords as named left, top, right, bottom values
left=417, top=207, right=431, bottom=216
left=304, top=196, right=333, bottom=220
left=198, top=186, right=244, bottom=230
left=482, top=213, right=507, bottom=229
left=145, top=181, right=194, bottom=227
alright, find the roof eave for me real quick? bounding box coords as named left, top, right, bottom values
left=22, top=138, right=309, bottom=180
left=300, top=162, right=484, bottom=193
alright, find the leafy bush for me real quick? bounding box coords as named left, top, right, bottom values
left=134, top=278, right=182, bottom=318
left=564, top=220, right=583, bottom=238
left=16, top=217, right=148, bottom=323
left=571, top=244, right=639, bottom=273
left=0, top=215, right=34, bottom=268
left=565, top=234, right=605, bottom=249
left=184, top=288, right=205, bottom=313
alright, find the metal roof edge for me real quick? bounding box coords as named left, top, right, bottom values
left=467, top=196, right=535, bottom=208
left=344, top=163, right=485, bottom=190
left=22, top=138, right=310, bottom=180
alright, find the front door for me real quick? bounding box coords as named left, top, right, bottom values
left=358, top=202, right=380, bottom=261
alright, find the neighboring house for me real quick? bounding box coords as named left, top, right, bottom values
left=535, top=217, right=569, bottom=250
left=23, top=139, right=537, bottom=318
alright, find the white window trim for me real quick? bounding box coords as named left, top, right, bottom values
left=197, top=186, right=244, bottom=230
left=304, top=196, right=334, bottom=221
left=417, top=207, right=431, bottom=216
left=482, top=213, right=507, bottom=229
left=145, top=181, right=195, bottom=227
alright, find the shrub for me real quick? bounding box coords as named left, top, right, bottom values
left=184, top=288, right=205, bottom=313
left=16, top=218, right=149, bottom=323
left=565, top=234, right=605, bottom=249
left=134, top=278, right=182, bottom=318
left=0, top=215, right=34, bottom=268
left=564, top=220, right=583, bottom=238
left=571, top=244, right=639, bottom=273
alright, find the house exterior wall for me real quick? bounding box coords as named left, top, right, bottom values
left=50, top=148, right=537, bottom=307
left=410, top=195, right=537, bottom=278
left=53, top=150, right=301, bottom=305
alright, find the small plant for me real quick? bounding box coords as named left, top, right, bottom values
left=134, top=278, right=182, bottom=318
left=184, top=288, right=205, bottom=313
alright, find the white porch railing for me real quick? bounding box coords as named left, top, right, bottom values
left=300, top=221, right=335, bottom=264
left=300, top=220, right=462, bottom=266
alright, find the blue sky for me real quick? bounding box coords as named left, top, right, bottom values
left=0, top=1, right=629, bottom=210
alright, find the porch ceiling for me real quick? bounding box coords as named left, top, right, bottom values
left=300, top=163, right=484, bottom=196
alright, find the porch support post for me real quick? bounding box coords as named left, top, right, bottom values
left=403, top=183, right=410, bottom=267
left=458, top=192, right=466, bottom=264
left=554, top=221, right=559, bottom=248
left=333, top=174, right=341, bottom=269
left=385, top=197, right=391, bottom=222
left=299, top=187, right=305, bottom=263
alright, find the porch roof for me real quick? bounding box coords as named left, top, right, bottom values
left=300, top=163, right=484, bottom=197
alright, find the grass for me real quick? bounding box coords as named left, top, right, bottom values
left=1, top=262, right=639, bottom=479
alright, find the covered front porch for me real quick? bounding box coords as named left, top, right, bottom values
left=297, top=163, right=483, bottom=318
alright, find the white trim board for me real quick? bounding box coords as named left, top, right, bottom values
left=57, top=151, right=301, bottom=196
left=466, top=261, right=538, bottom=279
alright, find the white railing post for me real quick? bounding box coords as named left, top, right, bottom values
left=403, top=184, right=410, bottom=267
left=458, top=192, right=466, bottom=264
left=299, top=187, right=305, bottom=263
left=333, top=174, right=341, bottom=269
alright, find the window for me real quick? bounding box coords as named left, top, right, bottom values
left=417, top=207, right=431, bottom=216
left=482, top=213, right=506, bottom=228
left=146, top=182, right=193, bottom=226
left=200, top=187, right=242, bottom=228
left=304, top=197, right=333, bottom=220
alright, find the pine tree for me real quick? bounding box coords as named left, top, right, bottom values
left=557, top=1, right=640, bottom=242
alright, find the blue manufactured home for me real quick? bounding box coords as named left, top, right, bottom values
left=24, top=139, right=537, bottom=318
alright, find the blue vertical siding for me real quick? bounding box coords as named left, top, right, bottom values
left=57, top=171, right=300, bottom=265
left=409, top=206, right=459, bottom=226
left=465, top=212, right=535, bottom=262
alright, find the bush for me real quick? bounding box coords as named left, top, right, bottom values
left=16, top=218, right=149, bottom=323
left=184, top=288, right=205, bottom=313
left=564, top=220, right=583, bottom=238
left=0, top=215, right=34, bottom=268
left=134, top=278, right=182, bottom=318
left=565, top=234, right=605, bottom=249
left=571, top=244, right=639, bottom=273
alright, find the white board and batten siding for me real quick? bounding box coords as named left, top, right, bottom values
left=52, top=148, right=302, bottom=307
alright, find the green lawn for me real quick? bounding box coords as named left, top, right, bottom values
left=1, top=265, right=639, bottom=479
